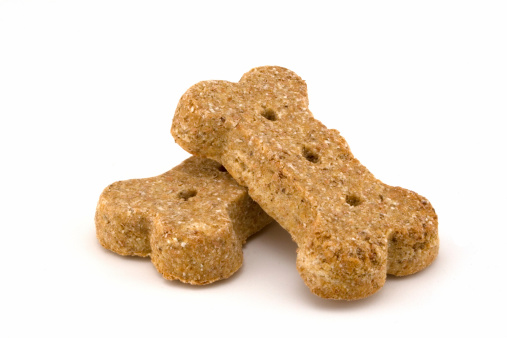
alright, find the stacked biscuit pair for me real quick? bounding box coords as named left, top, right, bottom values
left=96, top=66, right=439, bottom=300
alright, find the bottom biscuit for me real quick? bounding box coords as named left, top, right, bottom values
left=95, top=156, right=273, bottom=284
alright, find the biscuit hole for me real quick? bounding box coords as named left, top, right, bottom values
left=302, top=146, right=319, bottom=163
left=217, top=165, right=227, bottom=172
left=178, top=189, right=197, bottom=201
left=346, top=195, right=362, bottom=207
left=261, top=108, right=277, bottom=121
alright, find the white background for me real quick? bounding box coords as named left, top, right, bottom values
left=1, top=1, right=506, bottom=337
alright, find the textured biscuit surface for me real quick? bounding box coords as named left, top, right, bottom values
left=95, top=156, right=273, bottom=284
left=172, top=66, right=439, bottom=299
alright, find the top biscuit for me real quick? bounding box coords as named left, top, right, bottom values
left=172, top=66, right=438, bottom=300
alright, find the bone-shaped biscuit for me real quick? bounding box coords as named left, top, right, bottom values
left=95, top=156, right=273, bottom=284
left=171, top=66, right=439, bottom=299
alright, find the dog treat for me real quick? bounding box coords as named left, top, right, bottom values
left=95, top=156, right=273, bottom=285
left=171, top=66, right=439, bottom=299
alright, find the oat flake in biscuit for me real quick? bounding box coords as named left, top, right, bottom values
left=171, top=66, right=439, bottom=300
left=95, top=156, right=273, bottom=285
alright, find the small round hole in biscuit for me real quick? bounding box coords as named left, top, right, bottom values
left=178, top=189, right=197, bottom=201
left=346, top=195, right=362, bottom=207
left=261, top=108, right=277, bottom=121
left=217, top=165, right=227, bottom=172
left=302, top=146, right=319, bottom=163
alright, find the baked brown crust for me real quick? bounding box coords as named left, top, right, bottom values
left=95, top=156, right=273, bottom=285
left=171, top=66, right=439, bottom=299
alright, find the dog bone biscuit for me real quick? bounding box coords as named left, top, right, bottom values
left=95, top=156, right=273, bottom=284
left=171, top=66, right=439, bottom=299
